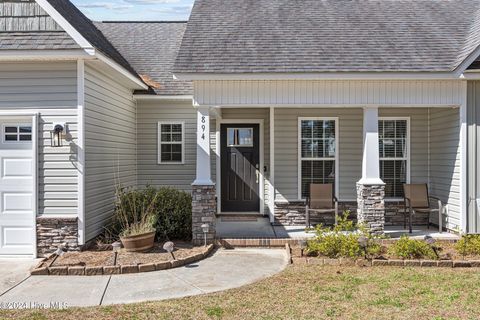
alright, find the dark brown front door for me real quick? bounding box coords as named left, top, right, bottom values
left=221, top=124, right=260, bottom=212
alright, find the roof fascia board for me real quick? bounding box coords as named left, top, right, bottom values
left=134, top=94, right=193, bottom=101
left=95, top=52, right=148, bottom=90
left=0, top=49, right=94, bottom=61
left=35, top=0, right=146, bottom=90
left=173, top=72, right=461, bottom=81
left=35, top=0, right=93, bottom=49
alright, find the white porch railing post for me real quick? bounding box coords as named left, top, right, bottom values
left=357, top=106, right=385, bottom=235
left=192, top=106, right=216, bottom=245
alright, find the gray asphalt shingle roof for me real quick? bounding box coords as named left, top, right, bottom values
left=175, top=0, right=480, bottom=74
left=45, top=0, right=141, bottom=81
left=0, top=31, right=80, bottom=50
left=95, top=21, right=192, bottom=95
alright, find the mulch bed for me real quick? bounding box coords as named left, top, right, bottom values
left=32, top=242, right=214, bottom=276
left=43, top=242, right=205, bottom=268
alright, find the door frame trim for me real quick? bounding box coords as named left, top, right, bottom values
left=0, top=112, right=38, bottom=259
left=216, top=119, right=264, bottom=215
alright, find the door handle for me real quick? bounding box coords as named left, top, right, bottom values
left=256, top=170, right=259, bottom=184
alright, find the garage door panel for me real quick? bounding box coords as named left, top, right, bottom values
left=0, top=119, right=34, bottom=256
left=2, top=158, right=33, bottom=178
left=2, top=193, right=33, bottom=214
left=0, top=226, right=34, bottom=254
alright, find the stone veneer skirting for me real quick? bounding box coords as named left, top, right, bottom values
left=192, top=185, right=216, bottom=245
left=36, top=216, right=80, bottom=257
left=274, top=200, right=430, bottom=227
left=356, top=183, right=385, bottom=234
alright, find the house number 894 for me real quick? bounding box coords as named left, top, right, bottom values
left=200, top=116, right=206, bottom=140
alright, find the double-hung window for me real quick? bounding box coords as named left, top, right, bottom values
left=379, top=118, right=409, bottom=198
left=158, top=122, right=184, bottom=164
left=299, top=118, right=337, bottom=199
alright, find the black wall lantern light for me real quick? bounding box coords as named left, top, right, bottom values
left=51, top=122, right=65, bottom=147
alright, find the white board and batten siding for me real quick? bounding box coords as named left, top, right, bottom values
left=0, top=62, right=79, bottom=217
left=84, top=63, right=137, bottom=242
left=194, top=80, right=465, bottom=106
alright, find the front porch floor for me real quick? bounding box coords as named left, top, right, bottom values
left=216, top=217, right=460, bottom=241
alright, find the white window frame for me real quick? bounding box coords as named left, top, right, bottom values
left=2, top=123, right=33, bottom=143
left=378, top=117, right=411, bottom=200
left=297, top=117, right=339, bottom=200
left=157, top=121, right=185, bottom=165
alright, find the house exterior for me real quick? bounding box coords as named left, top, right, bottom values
left=1, top=0, right=480, bottom=257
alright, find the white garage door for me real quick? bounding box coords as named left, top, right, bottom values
left=0, top=120, right=35, bottom=256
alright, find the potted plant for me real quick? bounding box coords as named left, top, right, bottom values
left=114, top=185, right=159, bottom=252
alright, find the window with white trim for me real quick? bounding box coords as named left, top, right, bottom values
left=3, top=125, right=32, bottom=142
left=299, top=118, right=336, bottom=199
left=158, top=122, right=184, bottom=164
left=379, top=119, right=408, bottom=198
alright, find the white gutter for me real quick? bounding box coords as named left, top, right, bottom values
left=0, top=49, right=94, bottom=61
left=134, top=94, right=193, bottom=101
left=173, top=71, right=464, bottom=81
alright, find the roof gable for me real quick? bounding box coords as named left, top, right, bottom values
left=175, top=0, right=480, bottom=74
left=41, top=0, right=139, bottom=79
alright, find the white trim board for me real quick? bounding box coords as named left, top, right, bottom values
left=215, top=119, right=265, bottom=216
left=77, top=60, right=85, bottom=246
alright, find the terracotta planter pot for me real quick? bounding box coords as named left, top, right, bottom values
left=120, top=231, right=155, bottom=252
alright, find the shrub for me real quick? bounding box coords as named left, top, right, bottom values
left=112, top=185, right=158, bottom=238
left=455, top=234, right=480, bottom=257
left=388, top=235, right=437, bottom=259
left=153, top=187, right=192, bottom=241
left=108, top=185, right=192, bottom=241
left=305, top=211, right=382, bottom=259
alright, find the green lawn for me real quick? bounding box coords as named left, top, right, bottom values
left=2, top=264, right=480, bottom=320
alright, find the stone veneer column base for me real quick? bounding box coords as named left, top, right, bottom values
left=36, top=216, right=80, bottom=257
left=192, top=185, right=216, bottom=246
left=356, top=183, right=385, bottom=235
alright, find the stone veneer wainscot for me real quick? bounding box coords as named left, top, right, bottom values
left=36, top=217, right=80, bottom=257
left=192, top=185, right=216, bottom=245
left=356, top=183, right=385, bottom=235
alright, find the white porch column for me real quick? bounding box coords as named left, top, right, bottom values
left=193, top=106, right=213, bottom=186
left=359, top=106, right=384, bottom=185
left=269, top=107, right=275, bottom=223
left=357, top=106, right=385, bottom=235
left=192, top=106, right=216, bottom=245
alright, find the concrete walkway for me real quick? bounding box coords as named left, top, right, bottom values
left=0, top=248, right=287, bottom=308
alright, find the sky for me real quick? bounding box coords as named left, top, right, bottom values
left=71, top=0, right=195, bottom=21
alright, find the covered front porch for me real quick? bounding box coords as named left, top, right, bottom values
left=190, top=80, right=467, bottom=243
left=215, top=216, right=460, bottom=241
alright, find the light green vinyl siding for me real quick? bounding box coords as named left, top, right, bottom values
left=84, top=63, right=137, bottom=241
left=137, top=100, right=196, bottom=191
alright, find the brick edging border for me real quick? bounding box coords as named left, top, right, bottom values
left=30, top=244, right=215, bottom=276
left=292, top=257, right=480, bottom=268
